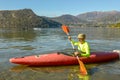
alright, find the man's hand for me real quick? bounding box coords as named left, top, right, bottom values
left=68, top=36, right=72, bottom=40
left=74, top=52, right=80, bottom=56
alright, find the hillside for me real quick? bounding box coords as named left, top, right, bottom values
left=52, top=11, right=120, bottom=27
left=0, top=9, right=61, bottom=30
left=77, top=11, right=120, bottom=23
left=52, top=14, right=88, bottom=26
left=1, top=9, right=120, bottom=29
left=52, top=14, right=86, bottom=25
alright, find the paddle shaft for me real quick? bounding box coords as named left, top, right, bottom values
left=66, top=34, right=75, bottom=50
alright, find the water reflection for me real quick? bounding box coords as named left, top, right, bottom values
left=78, top=74, right=90, bottom=80
left=68, top=73, right=90, bottom=80
left=10, top=65, right=91, bottom=80
left=0, top=29, right=36, bottom=41
left=0, top=28, right=67, bottom=41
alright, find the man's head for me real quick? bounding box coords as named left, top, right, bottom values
left=78, top=33, right=86, bottom=43
left=78, top=33, right=86, bottom=39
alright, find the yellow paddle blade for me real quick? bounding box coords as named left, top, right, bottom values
left=61, top=25, right=70, bottom=35
left=77, top=56, right=88, bottom=75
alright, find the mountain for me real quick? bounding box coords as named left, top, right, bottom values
left=0, top=9, right=61, bottom=30
left=77, top=11, right=120, bottom=23
left=1, top=9, right=120, bottom=29
left=51, top=14, right=86, bottom=25
left=51, top=10, right=120, bottom=27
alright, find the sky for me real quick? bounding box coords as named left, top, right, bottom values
left=0, top=0, right=120, bottom=17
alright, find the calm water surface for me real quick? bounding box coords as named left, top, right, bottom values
left=0, top=27, right=120, bottom=80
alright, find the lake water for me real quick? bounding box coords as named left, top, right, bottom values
left=0, top=27, right=120, bottom=80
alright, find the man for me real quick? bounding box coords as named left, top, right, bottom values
left=68, top=33, right=90, bottom=57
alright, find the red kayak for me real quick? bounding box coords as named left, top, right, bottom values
left=9, top=51, right=120, bottom=66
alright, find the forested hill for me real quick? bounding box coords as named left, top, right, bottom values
left=0, top=9, right=61, bottom=30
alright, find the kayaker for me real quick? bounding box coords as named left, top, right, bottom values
left=68, top=33, right=90, bottom=57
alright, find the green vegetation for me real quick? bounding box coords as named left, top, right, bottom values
left=109, top=23, right=120, bottom=28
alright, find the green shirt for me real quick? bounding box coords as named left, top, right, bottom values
left=71, top=40, right=90, bottom=57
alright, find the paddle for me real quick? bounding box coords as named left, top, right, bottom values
left=62, top=25, right=88, bottom=75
